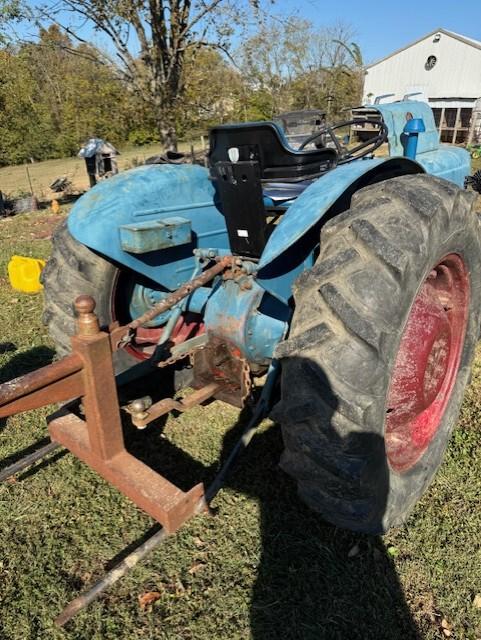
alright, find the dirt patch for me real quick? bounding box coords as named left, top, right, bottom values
left=28, top=215, right=64, bottom=239
left=0, top=212, right=65, bottom=241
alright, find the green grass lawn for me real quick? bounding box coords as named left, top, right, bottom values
left=1, top=202, right=481, bottom=639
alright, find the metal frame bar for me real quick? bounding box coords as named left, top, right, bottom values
left=0, top=255, right=280, bottom=626
left=0, top=440, right=61, bottom=482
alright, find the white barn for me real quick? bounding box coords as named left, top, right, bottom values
left=363, top=28, right=481, bottom=144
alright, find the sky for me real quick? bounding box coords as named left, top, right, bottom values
left=277, top=0, right=481, bottom=64
left=13, top=0, right=481, bottom=67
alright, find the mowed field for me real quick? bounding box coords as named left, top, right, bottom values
left=0, top=140, right=201, bottom=198
left=0, top=160, right=481, bottom=639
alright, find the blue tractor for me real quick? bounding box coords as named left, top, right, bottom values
left=42, top=99, right=481, bottom=529
left=2, top=99, right=481, bottom=621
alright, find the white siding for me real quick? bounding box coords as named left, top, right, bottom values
left=363, top=31, right=481, bottom=103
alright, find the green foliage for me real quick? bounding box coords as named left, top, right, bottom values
left=0, top=26, right=151, bottom=165
left=0, top=16, right=365, bottom=164
left=128, top=128, right=159, bottom=146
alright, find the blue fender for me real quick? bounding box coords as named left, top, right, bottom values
left=257, top=156, right=424, bottom=302
left=68, top=163, right=229, bottom=290
left=68, top=156, right=425, bottom=302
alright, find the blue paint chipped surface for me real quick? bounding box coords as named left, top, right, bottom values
left=68, top=163, right=229, bottom=291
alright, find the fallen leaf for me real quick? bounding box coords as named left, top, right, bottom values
left=441, top=618, right=453, bottom=636
left=387, top=545, right=400, bottom=557
left=188, top=562, right=206, bottom=575
left=348, top=544, right=360, bottom=558
left=473, top=594, right=481, bottom=609
left=138, top=591, right=161, bottom=610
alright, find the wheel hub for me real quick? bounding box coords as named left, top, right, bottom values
left=385, top=254, right=469, bottom=473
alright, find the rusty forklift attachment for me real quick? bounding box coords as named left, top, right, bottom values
left=0, top=254, right=280, bottom=625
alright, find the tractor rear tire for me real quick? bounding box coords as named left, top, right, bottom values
left=275, top=175, right=481, bottom=533
left=41, top=220, right=137, bottom=373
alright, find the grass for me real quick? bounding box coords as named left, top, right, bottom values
left=0, top=198, right=481, bottom=639
left=0, top=140, right=202, bottom=198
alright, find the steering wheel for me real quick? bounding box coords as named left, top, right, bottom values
left=298, top=119, right=388, bottom=164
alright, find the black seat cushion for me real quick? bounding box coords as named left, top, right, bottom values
left=209, top=121, right=337, bottom=181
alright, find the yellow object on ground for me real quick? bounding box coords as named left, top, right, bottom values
left=51, top=199, right=60, bottom=214
left=7, top=255, right=46, bottom=294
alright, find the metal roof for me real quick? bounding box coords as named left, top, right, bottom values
left=78, top=138, right=119, bottom=159
left=366, top=28, right=481, bottom=69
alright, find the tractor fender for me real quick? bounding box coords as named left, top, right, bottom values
left=67, top=163, right=229, bottom=291
left=257, top=157, right=424, bottom=303
left=259, top=156, right=424, bottom=270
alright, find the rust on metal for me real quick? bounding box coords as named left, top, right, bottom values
left=75, top=295, right=101, bottom=336
left=0, top=354, right=83, bottom=418
left=108, top=258, right=233, bottom=353
left=126, top=382, right=220, bottom=429
left=193, top=338, right=251, bottom=408
left=48, top=410, right=205, bottom=532
left=48, top=294, right=206, bottom=532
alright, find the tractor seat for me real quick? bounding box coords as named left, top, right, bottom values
left=208, top=121, right=337, bottom=181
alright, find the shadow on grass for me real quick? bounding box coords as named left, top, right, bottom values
left=222, top=358, right=420, bottom=640
left=0, top=345, right=55, bottom=384
left=0, top=345, right=56, bottom=432
left=124, top=357, right=421, bottom=639
left=0, top=347, right=421, bottom=638
left=232, top=427, right=420, bottom=640
left=0, top=345, right=59, bottom=480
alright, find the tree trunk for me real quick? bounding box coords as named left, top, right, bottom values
left=160, top=122, right=178, bottom=151
left=154, top=95, right=178, bottom=151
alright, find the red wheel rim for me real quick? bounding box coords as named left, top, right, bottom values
left=111, top=273, right=203, bottom=361
left=385, top=254, right=470, bottom=473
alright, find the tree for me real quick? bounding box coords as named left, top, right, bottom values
left=33, top=0, right=265, bottom=150
left=0, top=25, right=142, bottom=165
left=239, top=18, right=364, bottom=120
left=0, top=0, right=22, bottom=43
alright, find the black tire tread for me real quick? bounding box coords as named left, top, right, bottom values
left=42, top=221, right=135, bottom=372
left=276, top=174, right=481, bottom=533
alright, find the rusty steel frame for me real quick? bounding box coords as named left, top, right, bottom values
left=126, top=382, right=221, bottom=428
left=0, top=254, right=277, bottom=625
left=0, top=257, right=236, bottom=533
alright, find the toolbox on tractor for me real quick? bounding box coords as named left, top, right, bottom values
left=2, top=99, right=481, bottom=625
